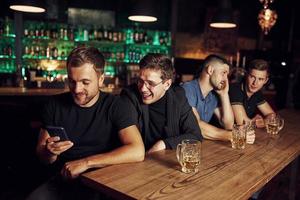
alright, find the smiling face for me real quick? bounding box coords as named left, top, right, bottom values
left=68, top=63, right=104, bottom=107
left=246, top=69, right=268, bottom=95
left=209, top=63, right=230, bottom=90
left=137, top=68, right=171, bottom=105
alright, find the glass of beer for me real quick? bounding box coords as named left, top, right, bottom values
left=176, top=139, right=201, bottom=173
left=231, top=124, right=246, bottom=149
left=265, top=114, right=284, bottom=135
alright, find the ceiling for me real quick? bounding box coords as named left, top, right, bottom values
left=1, top=0, right=299, bottom=47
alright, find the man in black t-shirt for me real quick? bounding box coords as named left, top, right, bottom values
left=119, top=53, right=202, bottom=153
left=229, top=59, right=275, bottom=129
left=27, top=47, right=144, bottom=200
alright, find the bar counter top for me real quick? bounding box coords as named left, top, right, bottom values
left=0, top=87, right=121, bottom=96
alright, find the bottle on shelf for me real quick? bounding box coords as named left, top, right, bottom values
left=153, top=31, right=160, bottom=45
left=59, top=25, right=64, bottom=40
left=102, top=26, right=108, bottom=41
left=68, top=26, right=74, bottom=41
left=52, top=46, right=58, bottom=59
left=97, top=26, right=103, bottom=41
left=45, top=24, right=51, bottom=39
left=83, top=26, right=89, bottom=41
left=108, top=27, right=113, bottom=41
left=0, top=21, right=4, bottom=36
left=4, top=17, right=11, bottom=36
left=24, top=26, right=29, bottom=37
left=40, top=23, right=45, bottom=38
left=46, top=46, right=51, bottom=58
left=35, top=23, right=40, bottom=38
left=125, top=29, right=134, bottom=44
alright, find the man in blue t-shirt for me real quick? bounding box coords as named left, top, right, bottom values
left=182, top=55, right=235, bottom=142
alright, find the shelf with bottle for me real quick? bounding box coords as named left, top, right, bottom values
left=23, top=20, right=171, bottom=46
left=0, top=18, right=172, bottom=78
left=0, top=60, right=16, bottom=74
left=23, top=21, right=74, bottom=41
left=22, top=38, right=74, bottom=61
left=0, top=42, right=15, bottom=59
left=0, top=17, right=15, bottom=38
left=0, top=18, right=15, bottom=60
left=103, top=62, right=140, bottom=87
left=124, top=44, right=170, bottom=64
left=124, top=28, right=171, bottom=46
left=21, top=59, right=68, bottom=84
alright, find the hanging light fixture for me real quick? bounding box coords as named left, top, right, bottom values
left=210, top=0, right=236, bottom=28
left=128, top=0, right=157, bottom=22
left=258, top=0, right=277, bottom=34
left=9, top=0, right=46, bottom=13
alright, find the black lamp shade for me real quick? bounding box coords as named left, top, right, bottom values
left=210, top=0, right=236, bottom=28
left=9, top=0, right=46, bottom=13
left=128, top=0, right=157, bottom=22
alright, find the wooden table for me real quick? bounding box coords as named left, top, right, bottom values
left=81, top=109, right=300, bottom=200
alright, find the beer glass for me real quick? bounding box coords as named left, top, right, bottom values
left=176, top=139, right=201, bottom=173
left=231, top=124, right=246, bottom=149
left=265, top=114, right=284, bottom=135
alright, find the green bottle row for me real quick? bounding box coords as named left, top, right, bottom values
left=0, top=60, right=16, bottom=74
left=22, top=20, right=171, bottom=46
left=0, top=18, right=171, bottom=76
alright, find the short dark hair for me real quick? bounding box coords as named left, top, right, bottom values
left=195, top=54, right=230, bottom=78
left=67, top=46, right=105, bottom=74
left=139, top=53, right=174, bottom=81
left=203, top=54, right=230, bottom=69
left=247, top=59, right=270, bottom=75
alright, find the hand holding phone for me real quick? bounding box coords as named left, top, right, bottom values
left=46, top=126, right=70, bottom=141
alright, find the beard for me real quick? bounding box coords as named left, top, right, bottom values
left=212, top=79, right=226, bottom=90
left=72, top=92, right=95, bottom=107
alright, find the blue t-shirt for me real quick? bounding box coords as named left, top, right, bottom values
left=181, top=79, right=218, bottom=122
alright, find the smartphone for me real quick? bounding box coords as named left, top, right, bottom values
left=46, top=125, right=70, bottom=141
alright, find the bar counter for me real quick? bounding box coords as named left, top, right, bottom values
left=0, top=87, right=69, bottom=96
left=0, top=87, right=121, bottom=96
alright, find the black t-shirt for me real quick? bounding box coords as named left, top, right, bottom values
left=229, top=81, right=266, bottom=118
left=119, top=84, right=203, bottom=150
left=42, top=92, right=135, bottom=163
left=147, top=94, right=167, bottom=150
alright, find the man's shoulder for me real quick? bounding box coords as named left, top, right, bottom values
left=181, top=80, right=199, bottom=97
left=121, top=84, right=138, bottom=95
left=169, top=86, right=188, bottom=103
left=181, top=79, right=198, bottom=89
left=47, top=92, right=72, bottom=106
left=229, top=81, right=244, bottom=94
left=170, top=85, right=185, bottom=93
left=120, top=84, right=140, bottom=103
left=100, top=91, right=117, bottom=102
